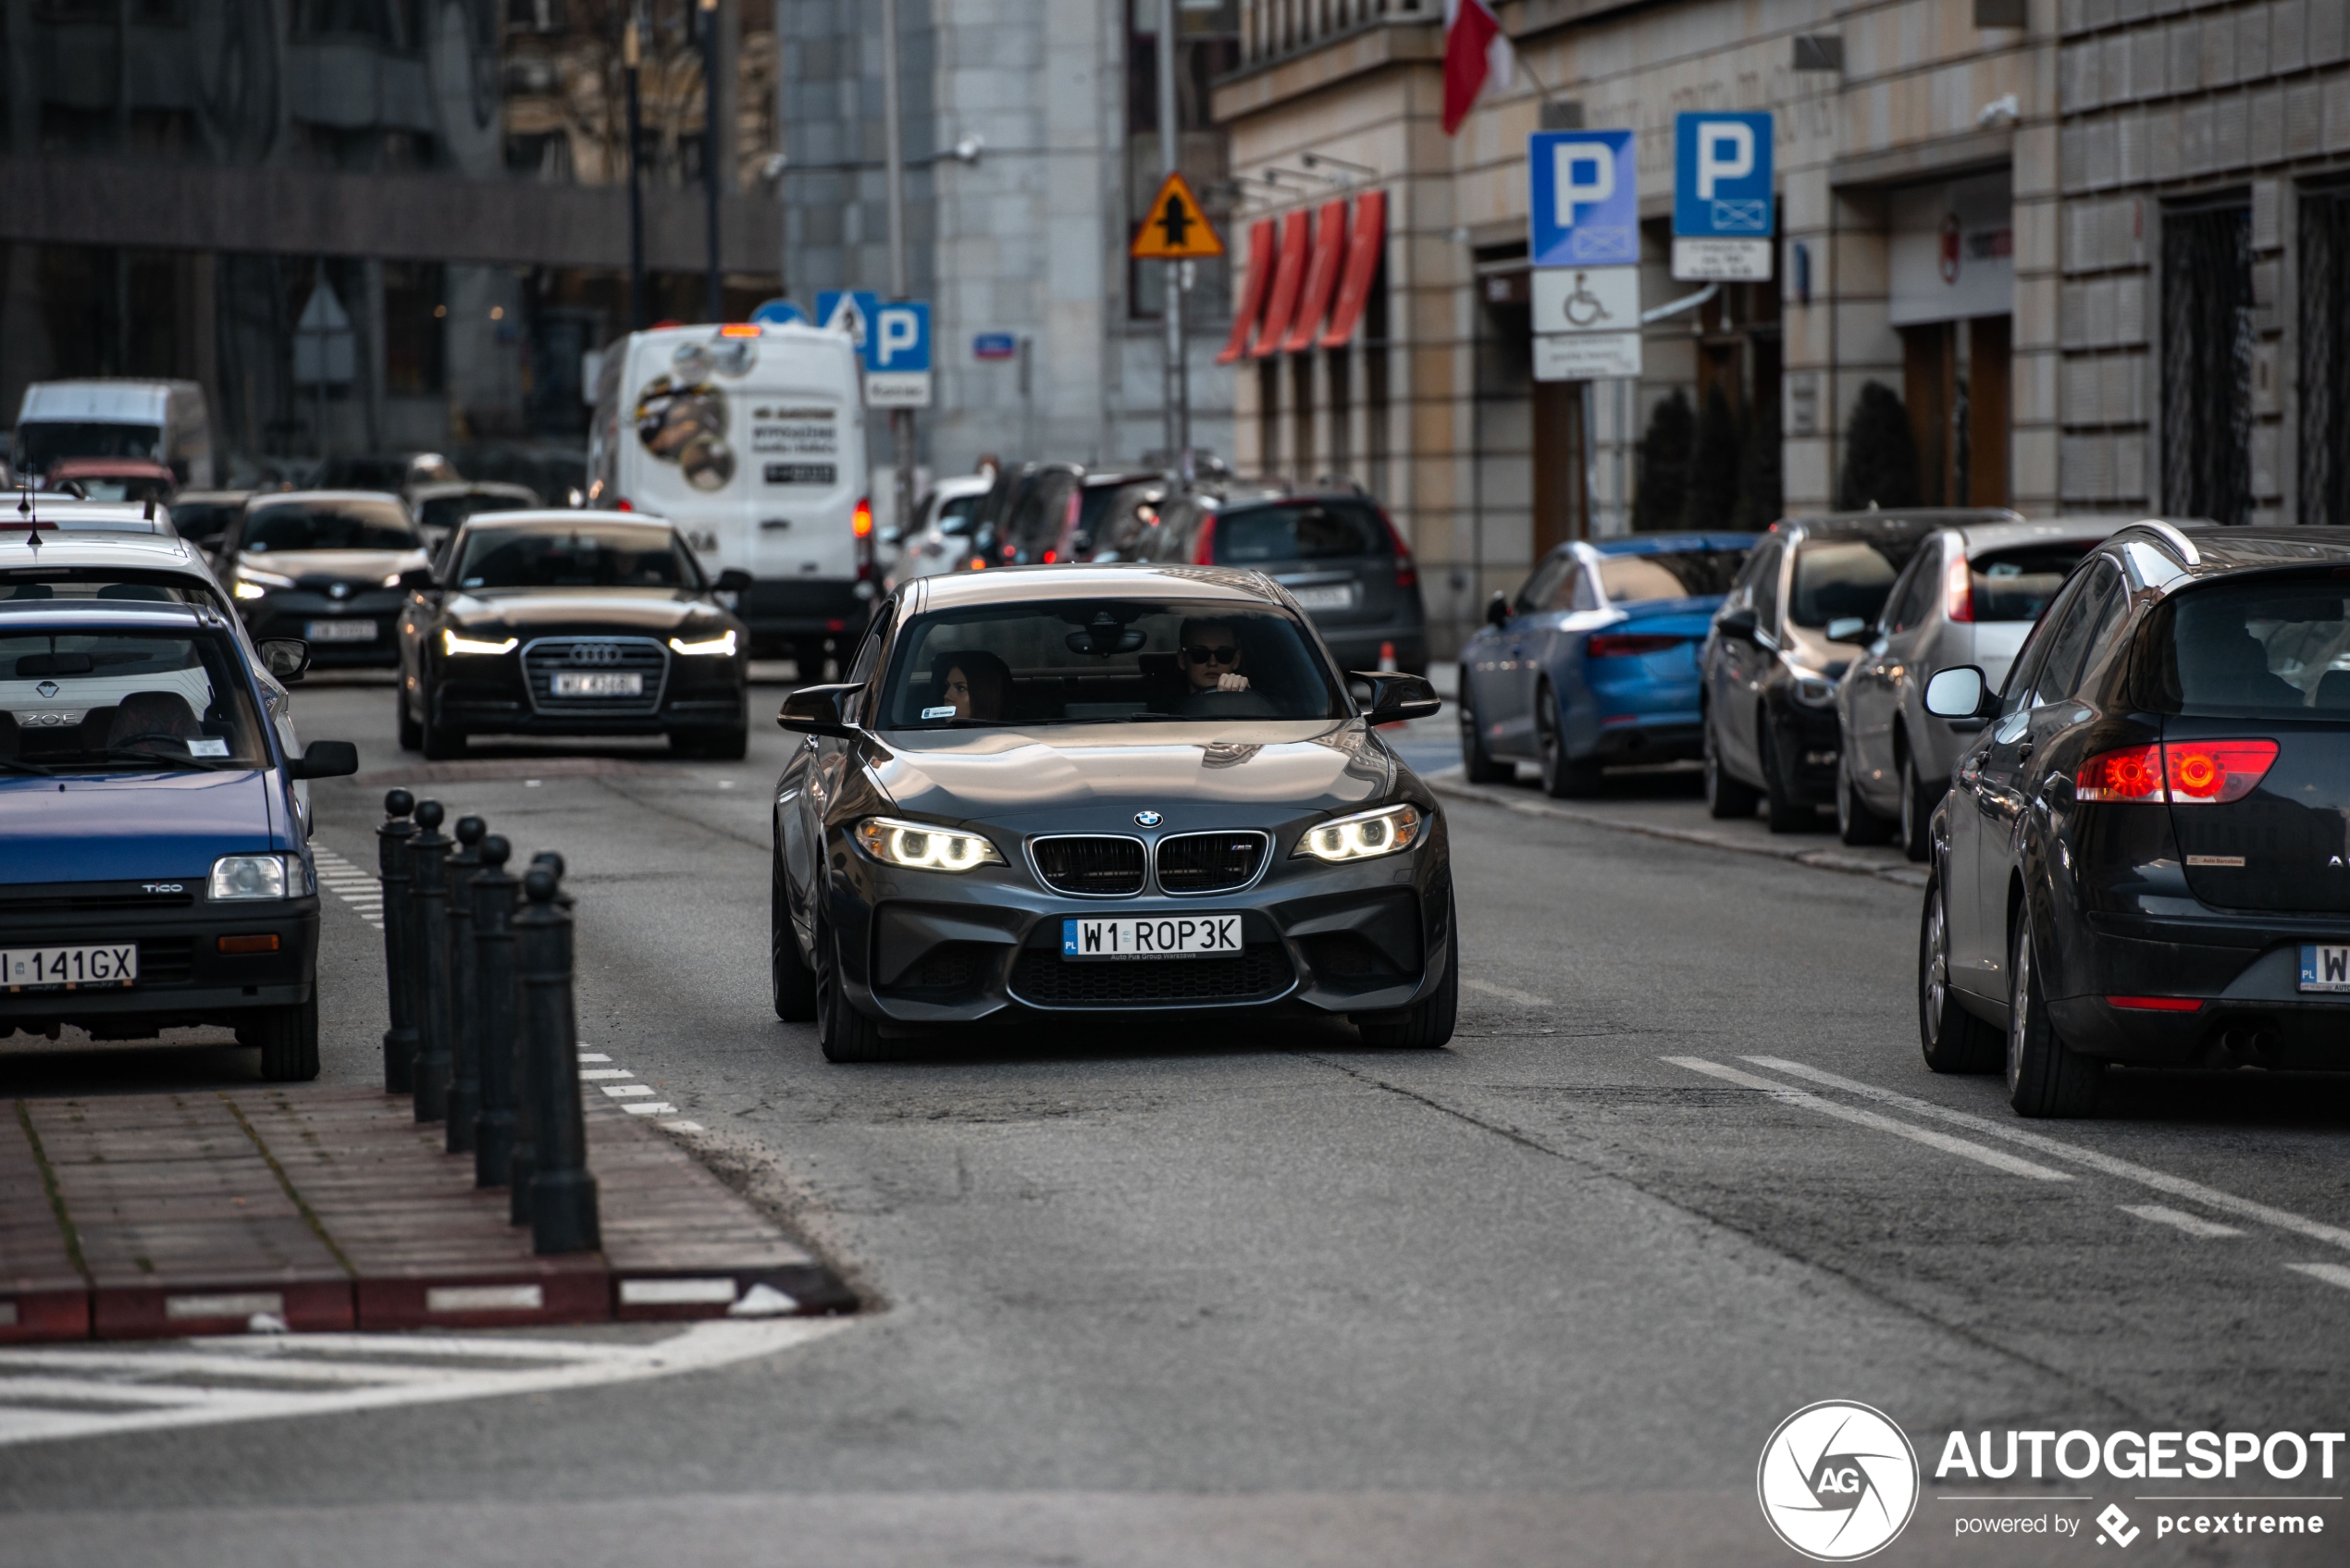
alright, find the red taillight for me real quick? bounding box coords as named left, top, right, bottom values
left=614, top=498, right=633, bottom=512
left=1192, top=515, right=1217, bottom=565
left=1588, top=633, right=1685, bottom=659
left=2107, top=995, right=2205, bottom=1012
left=1379, top=508, right=1416, bottom=587
left=1944, top=551, right=1973, bottom=623
left=852, top=497, right=873, bottom=538
left=2075, top=740, right=2278, bottom=804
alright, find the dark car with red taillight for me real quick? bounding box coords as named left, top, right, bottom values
left=1139, top=488, right=1429, bottom=675
left=1916, top=521, right=2350, bottom=1117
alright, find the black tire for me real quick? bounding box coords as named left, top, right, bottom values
left=772, top=854, right=817, bottom=1022
left=815, top=913, right=892, bottom=1063
left=1760, top=722, right=1812, bottom=834
left=1534, top=684, right=1602, bottom=798
left=1458, top=670, right=1511, bottom=784
left=1703, top=711, right=1761, bottom=820
left=1899, top=746, right=1936, bottom=863
left=674, top=728, right=748, bottom=761
left=1919, top=875, right=2000, bottom=1072
left=244, top=996, right=320, bottom=1082
left=1354, top=889, right=1458, bottom=1048
left=1837, top=759, right=1896, bottom=846
left=2006, top=905, right=2101, bottom=1117
left=419, top=695, right=464, bottom=761
left=397, top=688, right=422, bottom=752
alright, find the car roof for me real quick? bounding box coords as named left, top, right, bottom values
left=0, top=530, right=214, bottom=574
left=409, top=481, right=538, bottom=500
left=6, top=497, right=175, bottom=535
left=460, top=508, right=673, bottom=532
left=0, top=600, right=217, bottom=631
left=2109, top=521, right=2350, bottom=582
left=1948, top=515, right=2153, bottom=553
left=1772, top=508, right=2021, bottom=541
left=1582, top=532, right=1759, bottom=557
left=908, top=562, right=1292, bottom=611
left=170, top=489, right=254, bottom=504
left=248, top=489, right=408, bottom=508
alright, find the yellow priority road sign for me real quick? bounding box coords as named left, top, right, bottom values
left=1131, top=171, right=1224, bottom=259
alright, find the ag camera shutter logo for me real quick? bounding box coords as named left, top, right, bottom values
left=1758, top=1401, right=1920, bottom=1561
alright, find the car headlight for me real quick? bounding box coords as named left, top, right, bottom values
left=1293, top=802, right=1425, bottom=863
left=854, top=816, right=1004, bottom=871
left=443, top=628, right=518, bottom=656
left=1787, top=667, right=1839, bottom=707
left=669, top=629, right=737, bottom=657
left=380, top=571, right=407, bottom=588
left=232, top=567, right=293, bottom=599
left=210, top=853, right=301, bottom=901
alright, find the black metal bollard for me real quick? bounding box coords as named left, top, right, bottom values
left=408, top=800, right=452, bottom=1124
left=442, top=816, right=486, bottom=1154
left=519, top=862, right=599, bottom=1253
left=508, top=852, right=567, bottom=1224
left=471, top=834, right=522, bottom=1188
left=377, top=789, right=417, bottom=1094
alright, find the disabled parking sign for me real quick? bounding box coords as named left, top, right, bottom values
left=1673, top=111, right=1775, bottom=280
left=1529, top=130, right=1638, bottom=267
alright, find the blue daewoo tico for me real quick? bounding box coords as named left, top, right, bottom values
left=1458, top=532, right=1759, bottom=796
left=0, top=588, right=357, bottom=1079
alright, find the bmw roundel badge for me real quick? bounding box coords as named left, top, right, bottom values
left=1133, top=809, right=1163, bottom=827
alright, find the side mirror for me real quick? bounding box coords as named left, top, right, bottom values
left=777, top=682, right=859, bottom=737
left=1354, top=671, right=1442, bottom=725
left=1825, top=616, right=1870, bottom=642
left=288, top=739, right=359, bottom=780
left=714, top=567, right=754, bottom=593
left=257, top=638, right=311, bottom=684
left=398, top=565, right=436, bottom=592
left=1923, top=665, right=1994, bottom=719
left=1485, top=592, right=1510, bottom=628
left=1715, top=605, right=1759, bottom=643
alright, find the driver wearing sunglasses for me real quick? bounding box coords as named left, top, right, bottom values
left=1176, top=619, right=1252, bottom=695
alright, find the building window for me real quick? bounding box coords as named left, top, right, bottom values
left=383, top=262, right=446, bottom=395
left=2161, top=203, right=2254, bottom=526
left=2299, top=184, right=2350, bottom=527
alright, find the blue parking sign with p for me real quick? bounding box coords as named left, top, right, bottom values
left=1674, top=112, right=1774, bottom=237
left=1529, top=130, right=1637, bottom=267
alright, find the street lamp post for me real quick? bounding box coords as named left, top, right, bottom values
left=625, top=8, right=648, bottom=331
left=1156, top=0, right=1188, bottom=480
left=699, top=0, right=723, bottom=324
left=880, top=0, right=914, bottom=547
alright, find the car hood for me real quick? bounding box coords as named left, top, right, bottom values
left=443, top=589, right=725, bottom=633
left=865, top=720, right=1398, bottom=829
left=0, top=771, right=281, bottom=883
left=239, top=549, right=426, bottom=583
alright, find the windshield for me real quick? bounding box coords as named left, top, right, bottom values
left=3, top=576, right=212, bottom=611
left=14, top=421, right=162, bottom=471
left=1789, top=537, right=1926, bottom=631
left=1596, top=549, right=1748, bottom=604
left=453, top=525, right=699, bottom=590
left=243, top=500, right=417, bottom=553
left=0, top=624, right=267, bottom=772
left=2150, top=578, right=2350, bottom=718
left=63, top=474, right=174, bottom=504
left=934, top=493, right=981, bottom=535
left=168, top=500, right=241, bottom=546
left=880, top=599, right=1346, bottom=726
left=1970, top=543, right=2093, bottom=622
left=1211, top=500, right=1390, bottom=564
left=420, top=492, right=538, bottom=534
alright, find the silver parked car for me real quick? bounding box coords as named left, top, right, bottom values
left=1833, top=516, right=2157, bottom=858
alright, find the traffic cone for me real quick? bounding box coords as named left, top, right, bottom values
left=1378, top=641, right=1397, bottom=672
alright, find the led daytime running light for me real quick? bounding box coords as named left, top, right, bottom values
left=443, top=629, right=518, bottom=656
left=669, top=629, right=738, bottom=656
left=855, top=816, right=1004, bottom=871
left=1294, top=803, right=1424, bottom=863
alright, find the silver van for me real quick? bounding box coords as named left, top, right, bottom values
left=13, top=379, right=215, bottom=489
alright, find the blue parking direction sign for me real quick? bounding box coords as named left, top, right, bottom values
left=749, top=298, right=808, bottom=327
left=1529, top=130, right=1638, bottom=267
left=1672, top=111, right=1775, bottom=280
left=868, top=302, right=931, bottom=372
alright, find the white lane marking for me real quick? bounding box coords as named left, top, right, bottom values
left=661, top=1120, right=704, bottom=1132
left=1744, top=1056, right=2350, bottom=1254
left=1664, top=1057, right=2075, bottom=1180
left=0, top=1319, right=850, bottom=1448
left=578, top=1052, right=612, bottom=1062
left=2120, top=1204, right=2245, bottom=1239
left=622, top=1102, right=679, bottom=1116
left=601, top=1084, right=655, bottom=1098
left=313, top=846, right=385, bottom=932
left=579, top=1068, right=634, bottom=1080
left=1463, top=977, right=1556, bottom=1008
left=2285, top=1263, right=2350, bottom=1291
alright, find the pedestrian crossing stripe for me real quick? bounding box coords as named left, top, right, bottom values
left=1130, top=171, right=1224, bottom=259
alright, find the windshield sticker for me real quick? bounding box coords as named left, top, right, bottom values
left=634, top=376, right=736, bottom=491
left=187, top=737, right=229, bottom=757
left=921, top=705, right=958, bottom=720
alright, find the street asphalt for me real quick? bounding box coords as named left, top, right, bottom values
left=5, top=671, right=2347, bottom=1566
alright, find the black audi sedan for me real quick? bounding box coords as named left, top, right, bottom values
left=1917, top=521, right=2350, bottom=1117
left=768, top=564, right=1453, bottom=1062
left=217, top=490, right=432, bottom=669
left=394, top=511, right=751, bottom=760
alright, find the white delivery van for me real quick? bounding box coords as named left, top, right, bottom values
left=13, top=379, right=215, bottom=488
left=588, top=322, right=870, bottom=672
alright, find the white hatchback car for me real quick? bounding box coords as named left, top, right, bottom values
left=883, top=474, right=994, bottom=592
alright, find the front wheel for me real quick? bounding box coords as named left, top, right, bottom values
left=418, top=693, right=464, bottom=761
left=2006, top=907, right=2101, bottom=1117
left=1535, top=684, right=1602, bottom=799
left=1837, top=760, right=1896, bottom=846
left=397, top=687, right=422, bottom=752
left=1899, top=747, right=1936, bottom=863
left=243, top=996, right=320, bottom=1081
left=1918, top=876, right=1998, bottom=1072
left=1354, top=888, right=1458, bottom=1048
left=1458, top=671, right=1511, bottom=784
left=1760, top=722, right=1812, bottom=834
left=1703, top=713, right=1761, bottom=820
left=815, top=913, right=893, bottom=1063
left=771, top=854, right=817, bottom=1022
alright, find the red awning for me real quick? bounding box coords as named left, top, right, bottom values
left=1317, top=189, right=1388, bottom=350
left=1281, top=199, right=1351, bottom=352
left=1215, top=218, right=1278, bottom=365
left=1249, top=208, right=1313, bottom=360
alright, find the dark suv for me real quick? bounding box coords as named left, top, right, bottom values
left=1701, top=510, right=2017, bottom=831
left=1917, top=522, right=2350, bottom=1117
left=1142, top=488, right=1429, bottom=674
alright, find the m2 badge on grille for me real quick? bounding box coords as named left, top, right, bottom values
left=1062, top=915, right=1242, bottom=961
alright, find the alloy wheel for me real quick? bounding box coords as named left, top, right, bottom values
left=2006, top=929, right=2030, bottom=1094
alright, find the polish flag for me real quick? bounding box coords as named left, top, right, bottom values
left=1441, top=0, right=1515, bottom=136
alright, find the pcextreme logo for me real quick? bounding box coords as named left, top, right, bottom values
left=1758, top=1401, right=1922, bottom=1562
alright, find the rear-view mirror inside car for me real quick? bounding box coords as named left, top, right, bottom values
left=1923, top=665, right=1990, bottom=718
left=16, top=652, right=95, bottom=676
